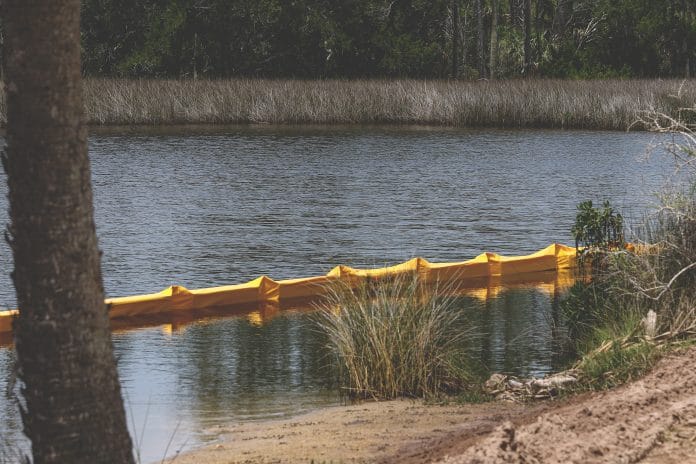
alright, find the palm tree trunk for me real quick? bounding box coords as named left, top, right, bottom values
left=1, top=1, right=135, bottom=463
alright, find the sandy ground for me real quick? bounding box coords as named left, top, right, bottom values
left=171, top=346, right=696, bottom=464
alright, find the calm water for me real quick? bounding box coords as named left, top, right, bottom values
left=0, top=126, right=673, bottom=462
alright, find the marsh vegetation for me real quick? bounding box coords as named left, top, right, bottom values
left=1, top=78, right=694, bottom=129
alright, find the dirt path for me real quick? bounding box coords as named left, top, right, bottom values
left=171, top=346, right=696, bottom=464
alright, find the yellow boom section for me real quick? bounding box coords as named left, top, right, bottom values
left=0, top=243, right=578, bottom=334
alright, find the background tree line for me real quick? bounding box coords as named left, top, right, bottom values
left=72, top=0, right=696, bottom=79
left=0, top=1, right=693, bottom=80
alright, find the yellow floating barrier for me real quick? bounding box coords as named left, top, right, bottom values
left=0, top=309, right=18, bottom=334
left=0, top=243, right=579, bottom=336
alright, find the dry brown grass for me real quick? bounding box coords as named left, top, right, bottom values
left=1, top=78, right=694, bottom=129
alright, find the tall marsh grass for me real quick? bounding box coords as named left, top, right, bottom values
left=1, top=78, right=694, bottom=129
left=314, top=275, right=475, bottom=400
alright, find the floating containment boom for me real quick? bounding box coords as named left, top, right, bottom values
left=0, top=243, right=578, bottom=335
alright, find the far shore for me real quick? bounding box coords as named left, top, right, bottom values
left=1, top=78, right=694, bottom=131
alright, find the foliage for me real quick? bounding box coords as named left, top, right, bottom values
left=68, top=0, right=696, bottom=79
left=313, top=274, right=477, bottom=400
left=571, top=200, right=625, bottom=259
left=564, top=188, right=696, bottom=385
left=561, top=280, right=613, bottom=343
left=12, top=77, right=687, bottom=129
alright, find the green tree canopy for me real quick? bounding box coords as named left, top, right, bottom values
left=78, top=0, right=696, bottom=78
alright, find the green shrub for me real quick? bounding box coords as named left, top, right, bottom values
left=572, top=200, right=625, bottom=253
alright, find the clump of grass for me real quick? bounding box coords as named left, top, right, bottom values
left=0, top=78, right=693, bottom=129
left=314, top=274, right=476, bottom=400
left=455, top=389, right=495, bottom=404
left=561, top=279, right=662, bottom=389
left=608, top=110, right=696, bottom=342
left=576, top=339, right=661, bottom=390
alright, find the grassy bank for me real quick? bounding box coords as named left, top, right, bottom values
left=1, top=78, right=695, bottom=129
left=563, top=112, right=696, bottom=389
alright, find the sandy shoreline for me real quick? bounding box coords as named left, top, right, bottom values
left=167, top=346, right=696, bottom=464
left=166, top=396, right=559, bottom=463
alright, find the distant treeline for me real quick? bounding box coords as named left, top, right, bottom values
left=0, top=1, right=691, bottom=80
left=68, top=0, right=696, bottom=79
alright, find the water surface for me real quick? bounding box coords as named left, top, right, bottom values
left=0, top=126, right=673, bottom=462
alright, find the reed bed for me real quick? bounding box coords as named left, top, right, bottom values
left=314, top=275, right=475, bottom=400
left=1, top=78, right=694, bottom=129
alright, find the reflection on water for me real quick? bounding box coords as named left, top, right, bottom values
left=471, top=289, right=569, bottom=375
left=0, top=282, right=572, bottom=463
left=117, top=283, right=575, bottom=462
left=114, top=308, right=340, bottom=462
left=0, top=126, right=672, bottom=462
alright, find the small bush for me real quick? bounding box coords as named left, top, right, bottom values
left=571, top=200, right=625, bottom=254
left=563, top=199, right=627, bottom=342
left=314, top=275, right=476, bottom=400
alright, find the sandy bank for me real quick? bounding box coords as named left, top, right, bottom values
left=439, top=345, right=696, bottom=464
left=170, top=346, right=696, bottom=464
left=167, top=398, right=552, bottom=464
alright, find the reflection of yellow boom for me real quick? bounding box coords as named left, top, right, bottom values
left=0, top=243, right=578, bottom=336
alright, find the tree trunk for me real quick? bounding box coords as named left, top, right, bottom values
left=523, top=0, right=532, bottom=74
left=682, top=0, right=690, bottom=78
left=476, top=0, right=486, bottom=78
left=193, top=31, right=199, bottom=79
left=552, top=0, right=572, bottom=39
left=535, top=0, right=543, bottom=68
left=451, top=0, right=460, bottom=78
left=1, top=1, right=135, bottom=463
left=489, top=0, right=499, bottom=79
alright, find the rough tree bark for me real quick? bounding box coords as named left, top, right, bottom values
left=1, top=1, right=135, bottom=463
